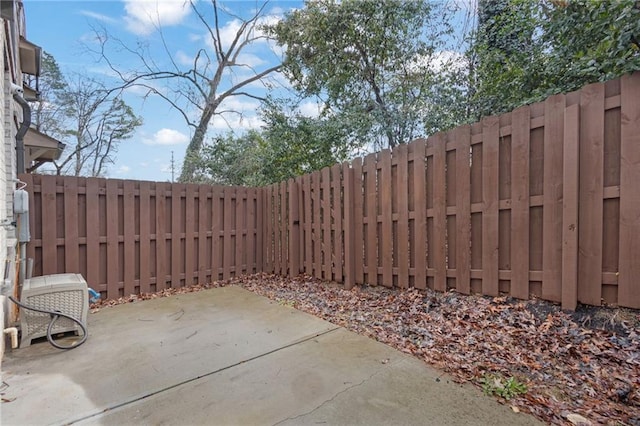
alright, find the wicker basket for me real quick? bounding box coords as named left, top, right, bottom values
left=19, top=273, right=88, bottom=348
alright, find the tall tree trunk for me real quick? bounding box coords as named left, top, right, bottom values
left=179, top=101, right=217, bottom=182
left=74, top=135, right=82, bottom=176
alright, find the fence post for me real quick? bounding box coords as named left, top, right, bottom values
left=288, top=179, right=300, bottom=276
left=256, top=187, right=264, bottom=273
left=562, top=104, right=580, bottom=310
left=618, top=73, right=640, bottom=309
left=343, top=162, right=356, bottom=289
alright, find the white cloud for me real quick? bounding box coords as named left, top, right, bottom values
left=430, top=50, right=467, bottom=72
left=268, top=6, right=285, bottom=16
left=408, top=50, right=468, bottom=74
left=234, top=53, right=267, bottom=68
left=143, top=128, right=190, bottom=145
left=123, top=0, right=192, bottom=36
left=215, top=18, right=243, bottom=50
left=298, top=100, right=323, bottom=118
left=175, top=50, right=193, bottom=66
left=219, top=96, right=260, bottom=112
left=116, top=165, right=131, bottom=175
left=123, top=84, right=152, bottom=96
left=208, top=13, right=282, bottom=51
left=80, top=10, right=117, bottom=24
left=211, top=114, right=263, bottom=130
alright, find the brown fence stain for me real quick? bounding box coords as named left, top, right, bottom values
left=22, top=73, right=640, bottom=309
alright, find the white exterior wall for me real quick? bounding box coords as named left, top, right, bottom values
left=0, top=25, right=7, bottom=271
left=0, top=22, right=6, bottom=361
left=0, top=11, right=10, bottom=362
left=1, top=1, right=25, bottom=360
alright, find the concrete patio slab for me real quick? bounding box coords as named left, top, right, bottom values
left=1, top=286, right=542, bottom=425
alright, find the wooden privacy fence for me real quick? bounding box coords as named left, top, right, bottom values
left=264, top=73, right=640, bottom=310
left=22, top=72, right=640, bottom=309
left=21, top=176, right=262, bottom=298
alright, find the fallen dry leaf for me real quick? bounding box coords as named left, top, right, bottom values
left=91, top=273, right=640, bottom=425
left=566, top=413, right=591, bottom=425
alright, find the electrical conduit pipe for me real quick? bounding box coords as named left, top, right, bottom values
left=4, top=327, right=18, bottom=349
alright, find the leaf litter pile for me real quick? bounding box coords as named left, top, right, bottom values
left=92, top=273, right=640, bottom=425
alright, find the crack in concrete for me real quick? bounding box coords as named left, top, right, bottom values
left=271, top=368, right=385, bottom=426
left=65, top=326, right=342, bottom=425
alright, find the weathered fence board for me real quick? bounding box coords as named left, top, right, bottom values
left=578, top=83, right=605, bottom=306
left=26, top=177, right=260, bottom=299
left=510, top=106, right=531, bottom=300
left=618, top=74, right=640, bottom=308
left=23, top=72, right=640, bottom=308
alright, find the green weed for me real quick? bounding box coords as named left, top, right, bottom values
left=480, top=374, right=528, bottom=400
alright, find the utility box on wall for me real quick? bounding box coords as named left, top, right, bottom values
left=19, top=273, right=88, bottom=347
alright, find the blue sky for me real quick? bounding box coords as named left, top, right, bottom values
left=23, top=0, right=300, bottom=182
left=23, top=0, right=473, bottom=182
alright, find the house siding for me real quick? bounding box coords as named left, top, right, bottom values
left=1, top=0, right=26, bottom=360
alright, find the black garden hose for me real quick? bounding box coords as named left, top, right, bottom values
left=8, top=296, right=87, bottom=350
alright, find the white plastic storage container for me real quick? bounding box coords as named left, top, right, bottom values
left=19, top=273, right=88, bottom=347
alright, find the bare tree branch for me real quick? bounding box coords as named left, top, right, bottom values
left=89, top=1, right=282, bottom=181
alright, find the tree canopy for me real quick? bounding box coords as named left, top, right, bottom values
left=470, top=0, right=640, bottom=118
left=64, top=0, right=640, bottom=184
left=31, top=53, right=142, bottom=177
left=193, top=0, right=640, bottom=185
left=93, top=0, right=282, bottom=182
left=192, top=99, right=355, bottom=186
left=267, top=0, right=456, bottom=149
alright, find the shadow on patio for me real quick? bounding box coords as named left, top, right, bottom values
left=1, top=286, right=541, bottom=425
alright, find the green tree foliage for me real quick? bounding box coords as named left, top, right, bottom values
left=470, top=0, right=640, bottom=119
left=28, top=52, right=68, bottom=138
left=177, top=0, right=640, bottom=186
left=268, top=0, right=455, bottom=149
left=192, top=100, right=354, bottom=186
left=543, top=0, right=640, bottom=93
left=470, top=0, right=546, bottom=119
left=192, top=131, right=263, bottom=186
left=257, top=100, right=355, bottom=183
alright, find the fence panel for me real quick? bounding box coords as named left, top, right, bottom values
left=184, top=184, right=195, bottom=286
left=343, top=162, right=356, bottom=289
left=63, top=177, right=79, bottom=274
left=25, top=177, right=262, bottom=299
left=431, top=135, right=447, bottom=292
left=123, top=180, right=135, bottom=295
left=21, top=72, right=640, bottom=308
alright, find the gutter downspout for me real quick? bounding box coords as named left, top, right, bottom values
left=13, top=93, right=30, bottom=174
left=12, top=93, right=31, bottom=325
